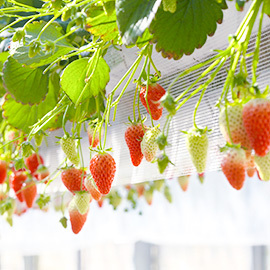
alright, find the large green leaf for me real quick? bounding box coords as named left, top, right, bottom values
left=60, top=57, right=110, bottom=104
left=116, top=0, right=162, bottom=45
left=2, top=73, right=59, bottom=133
left=10, top=21, right=74, bottom=68
left=150, top=0, right=227, bottom=60
left=3, top=57, right=48, bottom=104
left=85, top=3, right=120, bottom=42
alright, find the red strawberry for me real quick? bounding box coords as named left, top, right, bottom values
left=10, top=172, right=27, bottom=202
left=84, top=176, right=102, bottom=201
left=139, top=83, right=166, bottom=120
left=242, top=98, right=270, bottom=156
left=61, top=167, right=87, bottom=193
left=0, top=161, right=7, bottom=184
left=22, top=179, right=37, bottom=208
left=68, top=199, right=88, bottom=234
left=125, top=123, right=146, bottom=166
left=89, top=153, right=116, bottom=195
left=221, top=147, right=246, bottom=190
left=25, top=153, right=44, bottom=174
left=35, top=165, right=50, bottom=183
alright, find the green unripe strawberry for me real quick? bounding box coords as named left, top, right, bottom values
left=254, top=151, right=270, bottom=181
left=60, top=136, right=80, bottom=166
left=153, top=179, right=164, bottom=191
left=73, top=191, right=91, bottom=215
left=141, top=126, right=161, bottom=162
left=186, top=127, right=208, bottom=174
left=164, top=186, right=172, bottom=203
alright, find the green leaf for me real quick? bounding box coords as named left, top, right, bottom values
left=36, top=194, right=50, bottom=209
left=2, top=73, right=59, bottom=133
left=116, top=0, right=162, bottom=45
left=10, top=21, right=74, bottom=68
left=61, top=57, right=110, bottom=104
left=0, top=52, right=9, bottom=71
left=85, top=5, right=120, bottom=42
left=150, top=0, right=227, bottom=60
left=59, top=216, right=68, bottom=228
left=162, top=0, right=176, bottom=13
left=264, top=0, right=270, bottom=16
left=3, top=57, right=49, bottom=104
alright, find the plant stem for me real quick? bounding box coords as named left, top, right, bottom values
left=145, top=59, right=154, bottom=127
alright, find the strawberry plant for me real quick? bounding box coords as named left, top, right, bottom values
left=0, top=0, right=269, bottom=233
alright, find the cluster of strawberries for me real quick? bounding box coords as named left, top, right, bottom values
left=219, top=98, right=270, bottom=189
left=9, top=153, right=49, bottom=207
left=125, top=83, right=166, bottom=167
left=60, top=133, right=116, bottom=234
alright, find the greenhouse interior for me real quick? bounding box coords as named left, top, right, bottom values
left=1, top=0, right=270, bottom=269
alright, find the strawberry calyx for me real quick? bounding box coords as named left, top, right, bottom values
left=219, top=142, right=242, bottom=153
left=160, top=92, right=176, bottom=115
left=156, top=133, right=168, bottom=150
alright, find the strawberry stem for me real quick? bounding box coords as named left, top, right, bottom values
left=148, top=45, right=161, bottom=77
left=145, top=58, right=154, bottom=127
left=252, top=1, right=264, bottom=84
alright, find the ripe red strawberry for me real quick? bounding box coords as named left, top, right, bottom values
left=61, top=168, right=87, bottom=193
left=139, top=83, right=166, bottom=120
left=89, top=153, right=116, bottom=195
left=243, top=98, right=270, bottom=156
left=219, top=104, right=251, bottom=149
left=125, top=123, right=146, bottom=166
left=68, top=199, right=88, bottom=234
left=0, top=160, right=7, bottom=184
left=84, top=176, right=102, bottom=201
left=25, top=153, right=44, bottom=174
left=221, top=147, right=246, bottom=190
left=87, top=125, right=102, bottom=148
left=10, top=172, right=27, bottom=202
left=22, top=179, right=37, bottom=208
left=35, top=165, right=50, bottom=183
left=177, top=175, right=190, bottom=191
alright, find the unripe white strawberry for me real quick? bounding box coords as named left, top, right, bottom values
left=186, top=128, right=208, bottom=174
left=254, top=151, right=270, bottom=181
left=141, top=126, right=161, bottom=162
left=177, top=175, right=189, bottom=192
left=219, top=104, right=251, bottom=149
left=60, top=136, right=80, bottom=166
left=73, top=191, right=91, bottom=215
